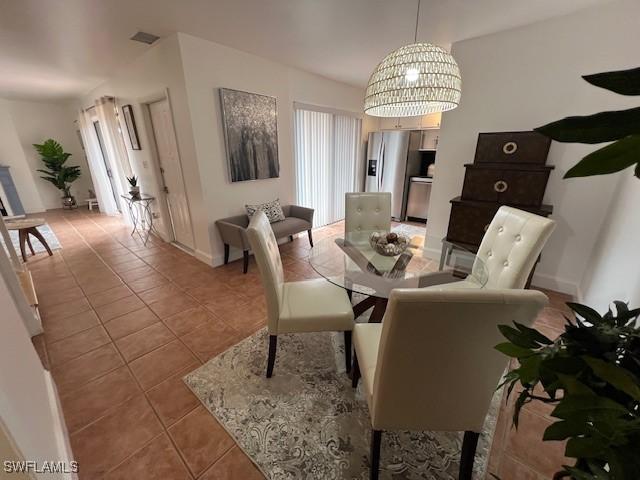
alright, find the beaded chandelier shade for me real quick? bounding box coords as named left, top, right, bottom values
left=364, top=43, right=462, bottom=117
left=364, top=0, right=462, bottom=118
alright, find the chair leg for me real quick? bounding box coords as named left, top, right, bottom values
left=243, top=250, right=249, bottom=274
left=352, top=349, right=361, bottom=388
left=266, top=335, right=277, bottom=378
left=224, top=244, right=230, bottom=264
left=370, top=430, right=382, bottom=480
left=344, top=331, right=352, bottom=373
left=459, top=431, right=480, bottom=480
left=307, top=229, right=314, bottom=247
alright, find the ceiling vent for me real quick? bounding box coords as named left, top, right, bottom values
left=130, top=31, right=160, bottom=45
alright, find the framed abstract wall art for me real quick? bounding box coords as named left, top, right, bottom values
left=219, top=88, right=279, bottom=182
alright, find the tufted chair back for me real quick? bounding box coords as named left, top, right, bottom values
left=344, top=192, right=391, bottom=237
left=371, top=288, right=547, bottom=431
left=475, top=206, right=555, bottom=289
left=246, top=211, right=284, bottom=333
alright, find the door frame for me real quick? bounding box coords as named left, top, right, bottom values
left=91, top=119, right=121, bottom=211
left=88, top=109, right=125, bottom=213
left=139, top=89, right=196, bottom=250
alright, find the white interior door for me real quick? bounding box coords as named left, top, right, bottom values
left=148, top=99, right=194, bottom=249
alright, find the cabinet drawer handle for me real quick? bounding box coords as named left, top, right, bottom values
left=503, top=141, right=518, bottom=154
left=494, top=180, right=508, bottom=193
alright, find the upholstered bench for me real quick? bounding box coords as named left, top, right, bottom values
left=215, top=205, right=314, bottom=273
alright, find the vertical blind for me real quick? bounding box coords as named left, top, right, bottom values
left=294, top=108, right=362, bottom=227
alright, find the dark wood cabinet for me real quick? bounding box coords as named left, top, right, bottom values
left=447, top=197, right=553, bottom=247
left=445, top=131, right=554, bottom=252
left=473, top=131, right=551, bottom=165
left=461, top=163, right=553, bottom=207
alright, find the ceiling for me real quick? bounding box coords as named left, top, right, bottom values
left=0, top=0, right=609, bottom=102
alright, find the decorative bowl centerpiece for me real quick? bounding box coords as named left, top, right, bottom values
left=369, top=231, right=410, bottom=256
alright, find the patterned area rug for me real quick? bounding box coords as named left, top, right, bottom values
left=184, top=328, right=499, bottom=480
left=2, top=223, right=61, bottom=254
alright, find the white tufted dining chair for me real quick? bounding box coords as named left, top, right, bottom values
left=449, top=206, right=556, bottom=290
left=352, top=288, right=548, bottom=480
left=343, top=193, right=392, bottom=298
left=247, top=211, right=355, bottom=377
left=345, top=192, right=391, bottom=238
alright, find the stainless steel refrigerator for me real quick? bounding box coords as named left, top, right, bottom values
left=365, top=130, right=422, bottom=220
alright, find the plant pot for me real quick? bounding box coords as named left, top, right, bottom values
left=61, top=195, right=77, bottom=209
left=129, top=186, right=140, bottom=198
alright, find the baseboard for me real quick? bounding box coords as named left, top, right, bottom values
left=422, top=246, right=442, bottom=261
left=530, top=272, right=578, bottom=297
left=194, top=249, right=214, bottom=266
left=43, top=371, right=77, bottom=479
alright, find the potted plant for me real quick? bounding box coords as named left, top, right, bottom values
left=496, top=66, right=640, bottom=479
left=497, top=302, right=640, bottom=479
left=34, top=139, right=81, bottom=209
left=127, top=175, right=140, bottom=198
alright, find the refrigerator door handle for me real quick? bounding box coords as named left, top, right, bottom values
left=379, top=141, right=385, bottom=191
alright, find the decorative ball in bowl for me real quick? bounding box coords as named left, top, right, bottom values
left=369, top=231, right=410, bottom=256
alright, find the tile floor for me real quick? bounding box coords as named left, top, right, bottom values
left=26, top=209, right=571, bottom=479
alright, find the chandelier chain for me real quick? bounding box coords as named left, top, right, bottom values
left=414, top=0, right=421, bottom=43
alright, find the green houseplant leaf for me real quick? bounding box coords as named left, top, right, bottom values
left=584, top=356, right=640, bottom=401
left=564, top=135, right=640, bottom=179
left=494, top=342, right=532, bottom=358
left=534, top=107, right=640, bottom=144
left=551, top=394, right=628, bottom=420
left=495, top=300, right=640, bottom=479
left=33, top=138, right=64, bottom=159
left=535, top=65, right=640, bottom=181
left=543, top=420, right=587, bottom=441
left=33, top=138, right=81, bottom=198
left=583, top=66, right=640, bottom=95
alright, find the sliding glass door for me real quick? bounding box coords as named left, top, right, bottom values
left=294, top=107, right=362, bottom=227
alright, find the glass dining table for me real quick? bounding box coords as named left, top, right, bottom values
left=308, top=231, right=489, bottom=323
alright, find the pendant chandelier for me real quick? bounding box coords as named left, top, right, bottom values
left=364, top=0, right=461, bottom=117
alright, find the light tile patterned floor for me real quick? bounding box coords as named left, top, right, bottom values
left=27, top=209, right=571, bottom=479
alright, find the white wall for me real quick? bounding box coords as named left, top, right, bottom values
left=6, top=100, right=93, bottom=210
left=83, top=32, right=371, bottom=264
left=177, top=32, right=369, bottom=263
left=0, top=99, right=93, bottom=212
left=579, top=173, right=640, bottom=311
left=0, top=255, right=74, bottom=479
left=81, top=34, right=199, bottom=242
left=427, top=0, right=640, bottom=295
left=0, top=99, right=46, bottom=213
